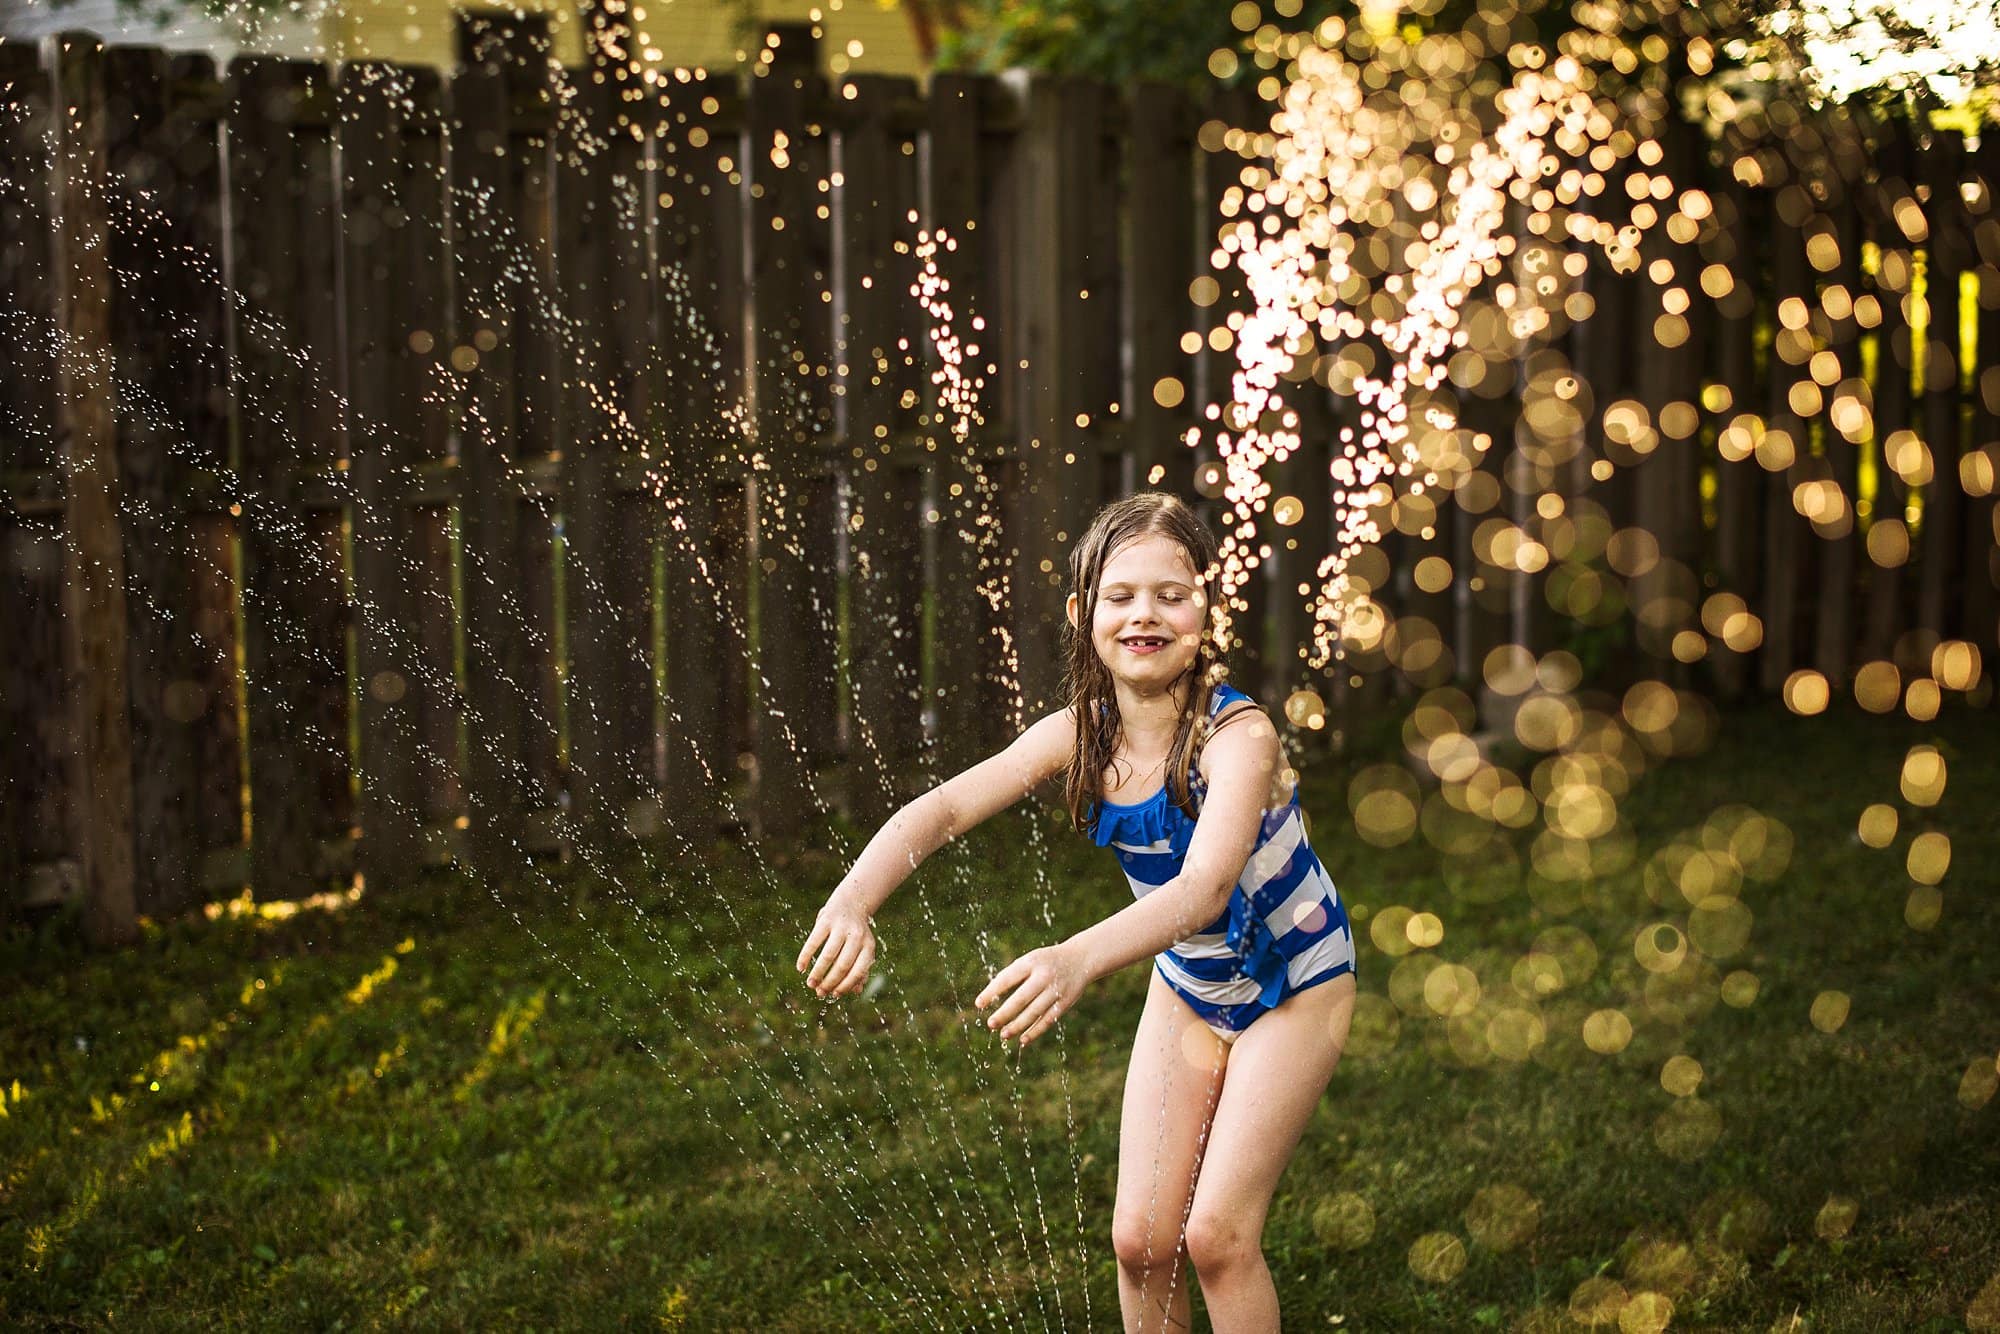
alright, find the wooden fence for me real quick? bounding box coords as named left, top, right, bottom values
left=1, top=30, right=1995, bottom=943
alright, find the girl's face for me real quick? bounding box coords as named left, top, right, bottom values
left=1072, top=532, right=1207, bottom=690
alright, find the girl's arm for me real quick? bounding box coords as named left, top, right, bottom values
left=1061, top=706, right=1283, bottom=985
left=826, top=706, right=1078, bottom=918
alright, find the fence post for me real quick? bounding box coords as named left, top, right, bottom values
left=48, top=34, right=138, bottom=943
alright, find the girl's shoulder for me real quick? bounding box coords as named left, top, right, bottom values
left=1196, top=681, right=1286, bottom=791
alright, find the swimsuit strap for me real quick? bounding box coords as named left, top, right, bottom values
left=1204, top=683, right=1260, bottom=732
left=1186, top=684, right=1254, bottom=788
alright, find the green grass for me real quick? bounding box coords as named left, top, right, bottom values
left=3, top=702, right=1999, bottom=1330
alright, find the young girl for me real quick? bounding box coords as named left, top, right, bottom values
left=795, top=490, right=1357, bottom=1331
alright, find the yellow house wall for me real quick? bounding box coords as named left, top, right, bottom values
left=327, top=0, right=929, bottom=82
left=328, top=0, right=590, bottom=68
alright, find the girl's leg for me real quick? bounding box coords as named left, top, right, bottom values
left=1114, top=968, right=1231, bottom=1334
left=1182, top=971, right=1356, bottom=1331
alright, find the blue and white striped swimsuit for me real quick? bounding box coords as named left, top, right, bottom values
left=1086, top=683, right=1357, bottom=1043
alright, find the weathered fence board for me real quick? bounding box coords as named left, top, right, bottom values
left=1122, top=81, right=1199, bottom=502
left=52, top=36, right=140, bottom=944
left=1633, top=121, right=1703, bottom=678
left=343, top=62, right=426, bottom=878
left=838, top=73, right=927, bottom=822
left=1813, top=180, right=1864, bottom=684
left=504, top=59, right=569, bottom=852
left=561, top=75, right=666, bottom=848
left=388, top=69, right=462, bottom=858
left=747, top=32, right=840, bottom=837
left=452, top=57, right=537, bottom=870
left=1195, top=87, right=1259, bottom=677
left=654, top=73, right=745, bottom=835
left=104, top=47, right=236, bottom=916
left=1968, top=137, right=2000, bottom=644
left=1758, top=193, right=1810, bottom=691
left=1707, top=174, right=1760, bottom=700
left=923, top=71, right=1011, bottom=771
left=1918, top=131, right=1968, bottom=643
left=227, top=57, right=354, bottom=899
left=1006, top=72, right=1115, bottom=717
left=2, top=45, right=78, bottom=910
left=1862, top=121, right=1917, bottom=666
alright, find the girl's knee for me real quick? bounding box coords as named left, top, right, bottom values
left=1183, top=1207, right=1260, bottom=1277
left=1111, top=1214, right=1185, bottom=1273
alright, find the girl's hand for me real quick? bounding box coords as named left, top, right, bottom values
left=797, top=895, right=876, bottom=998
left=975, top=943, right=1089, bottom=1048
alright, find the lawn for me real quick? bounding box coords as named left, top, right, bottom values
left=3, top=701, right=1998, bottom=1330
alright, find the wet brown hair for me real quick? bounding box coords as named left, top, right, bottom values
left=1061, top=491, right=1229, bottom=839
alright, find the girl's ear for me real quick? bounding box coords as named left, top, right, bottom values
left=1065, top=591, right=1079, bottom=630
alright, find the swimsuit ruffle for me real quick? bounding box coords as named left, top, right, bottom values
left=1086, top=791, right=1198, bottom=860
left=1091, top=791, right=1291, bottom=1013
left=1225, top=889, right=1290, bottom=1010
